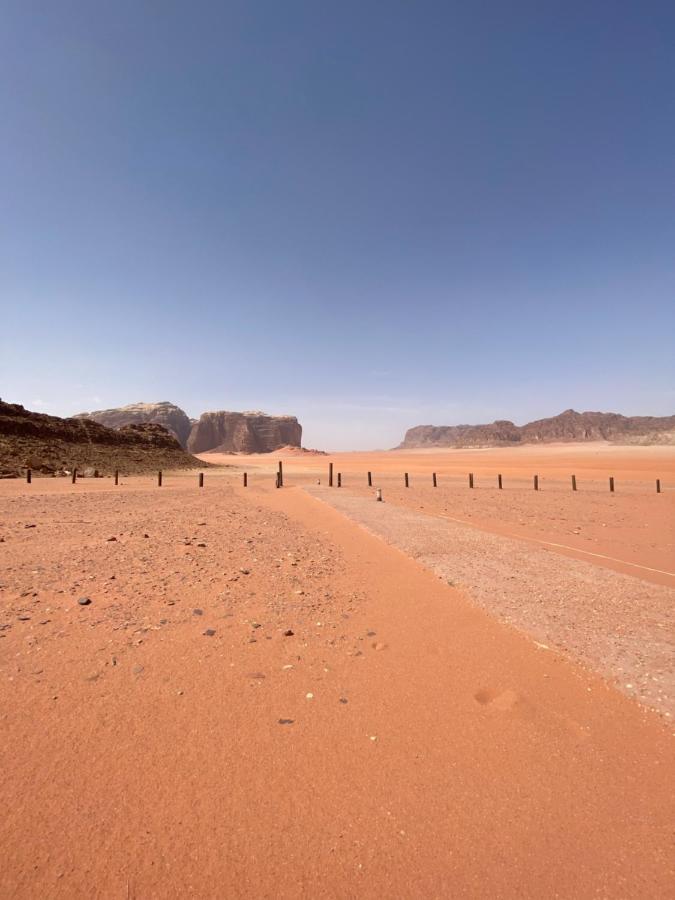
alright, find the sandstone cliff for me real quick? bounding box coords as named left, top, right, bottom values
left=0, top=400, right=201, bottom=476
left=76, top=402, right=193, bottom=447
left=188, top=411, right=302, bottom=454
left=399, top=409, right=675, bottom=448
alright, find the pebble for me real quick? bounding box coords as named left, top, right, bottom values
left=283, top=629, right=294, bottom=637
left=106, top=536, right=117, bottom=542
left=192, top=609, right=203, bottom=616
left=339, top=697, right=348, bottom=704
left=78, top=597, right=92, bottom=606
left=278, top=718, right=294, bottom=725
left=306, top=692, right=314, bottom=700
left=204, top=628, right=216, bottom=637
left=197, top=543, right=206, bottom=548
left=240, top=568, right=251, bottom=575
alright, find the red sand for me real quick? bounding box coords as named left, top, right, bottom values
left=1, top=447, right=673, bottom=897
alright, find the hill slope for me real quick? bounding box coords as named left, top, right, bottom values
left=0, top=400, right=202, bottom=476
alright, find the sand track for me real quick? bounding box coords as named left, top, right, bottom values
left=304, top=485, right=675, bottom=717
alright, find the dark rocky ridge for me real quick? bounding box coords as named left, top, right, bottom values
left=0, top=400, right=202, bottom=476
left=400, top=409, right=675, bottom=448
left=188, top=411, right=302, bottom=454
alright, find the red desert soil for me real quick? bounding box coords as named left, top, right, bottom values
left=1, top=460, right=673, bottom=898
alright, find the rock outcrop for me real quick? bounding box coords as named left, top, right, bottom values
left=76, top=402, right=193, bottom=448
left=399, top=409, right=675, bottom=448
left=188, top=411, right=302, bottom=454
left=0, top=400, right=202, bottom=476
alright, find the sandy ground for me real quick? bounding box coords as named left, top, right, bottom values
left=1, top=449, right=674, bottom=897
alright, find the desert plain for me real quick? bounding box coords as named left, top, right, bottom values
left=1, top=443, right=674, bottom=897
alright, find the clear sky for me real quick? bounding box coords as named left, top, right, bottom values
left=1, top=1, right=674, bottom=449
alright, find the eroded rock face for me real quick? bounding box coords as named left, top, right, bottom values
left=399, top=410, right=675, bottom=448
left=188, top=411, right=302, bottom=453
left=76, top=402, right=192, bottom=447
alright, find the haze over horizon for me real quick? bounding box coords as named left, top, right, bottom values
left=2, top=2, right=674, bottom=450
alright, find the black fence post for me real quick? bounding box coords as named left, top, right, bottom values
left=572, top=474, right=577, bottom=492
left=609, top=476, right=615, bottom=493
left=367, top=471, right=372, bottom=487
left=329, top=463, right=333, bottom=488
left=469, top=473, right=474, bottom=489
left=432, top=472, right=437, bottom=487
left=497, top=474, right=502, bottom=490
left=404, top=472, right=409, bottom=488
left=158, top=471, right=162, bottom=487
left=534, top=474, right=539, bottom=491
left=198, top=473, right=204, bottom=488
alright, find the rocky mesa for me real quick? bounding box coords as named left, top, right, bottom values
left=76, top=402, right=193, bottom=448
left=188, top=411, right=302, bottom=454
left=400, top=409, right=675, bottom=448
left=0, top=400, right=202, bottom=476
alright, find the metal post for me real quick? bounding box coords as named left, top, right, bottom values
left=432, top=472, right=437, bottom=487
left=337, top=472, right=342, bottom=488
left=534, top=474, right=539, bottom=491
left=329, top=463, right=333, bottom=488
left=469, top=473, right=474, bottom=489
left=572, top=474, right=577, bottom=492
left=115, top=470, right=119, bottom=486
left=367, top=471, right=372, bottom=487
left=404, top=473, right=409, bottom=488
left=72, top=468, right=77, bottom=484
left=656, top=478, right=661, bottom=494
left=26, top=468, right=31, bottom=484
left=158, top=471, right=162, bottom=487
left=609, top=476, right=615, bottom=493
left=497, top=474, right=502, bottom=490
left=199, top=473, right=204, bottom=488
left=243, top=472, right=248, bottom=487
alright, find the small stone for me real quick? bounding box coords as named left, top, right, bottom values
left=251, top=622, right=262, bottom=629
left=106, top=536, right=117, bottom=542
left=204, top=628, right=216, bottom=637
left=339, top=698, right=348, bottom=704
left=373, top=642, right=387, bottom=651
left=144, top=534, right=149, bottom=538
left=278, top=718, right=294, bottom=725
left=17, top=615, right=31, bottom=621
left=306, top=692, right=314, bottom=700
left=283, top=629, right=294, bottom=637
left=78, top=597, right=92, bottom=606
left=192, top=609, right=203, bottom=616
left=197, top=543, right=206, bottom=548
left=24, top=524, right=36, bottom=529
left=240, top=568, right=251, bottom=575
left=369, top=735, right=378, bottom=741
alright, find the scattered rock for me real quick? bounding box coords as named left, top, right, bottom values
left=204, top=628, right=216, bottom=637
left=372, top=642, right=388, bottom=651
left=77, top=597, right=92, bottom=606
left=240, top=568, right=251, bottom=575
left=197, top=543, right=206, bottom=548
left=106, top=536, right=117, bottom=542
left=283, top=629, right=294, bottom=637
left=24, top=524, right=36, bottom=529
left=339, top=697, right=348, bottom=704
left=278, top=718, right=294, bottom=725
left=192, top=608, right=203, bottom=616
left=17, top=614, right=31, bottom=621
left=306, top=692, right=314, bottom=700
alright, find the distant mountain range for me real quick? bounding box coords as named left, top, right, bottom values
left=399, top=409, right=675, bottom=448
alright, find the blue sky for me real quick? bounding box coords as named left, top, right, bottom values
left=1, top=1, right=674, bottom=449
